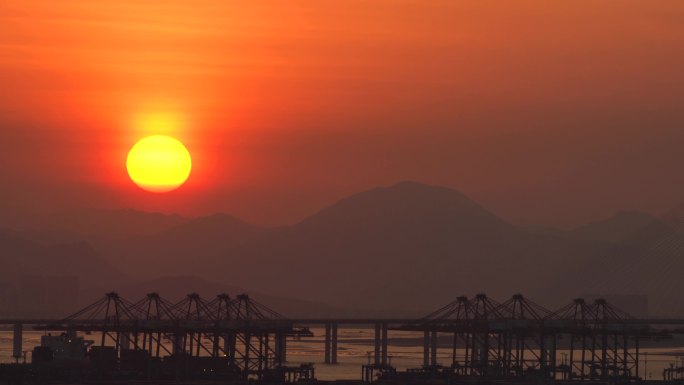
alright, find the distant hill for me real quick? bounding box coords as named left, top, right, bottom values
left=570, top=211, right=657, bottom=243
left=25, top=208, right=189, bottom=242
left=0, top=232, right=130, bottom=316
left=98, top=213, right=267, bottom=277
left=0, top=232, right=127, bottom=288
left=197, top=182, right=608, bottom=315
left=8, top=182, right=684, bottom=317
left=624, top=205, right=684, bottom=248
left=584, top=205, right=684, bottom=316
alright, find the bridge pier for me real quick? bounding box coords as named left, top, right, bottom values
left=452, top=332, right=458, bottom=365
left=381, top=322, right=388, bottom=366
left=324, top=323, right=331, bottom=364
left=323, top=322, right=338, bottom=364
left=243, top=333, right=251, bottom=375
left=227, top=333, right=237, bottom=363
left=374, top=323, right=381, bottom=365
left=13, top=323, right=22, bottom=363
left=275, top=332, right=287, bottom=364
left=422, top=331, right=437, bottom=366
left=431, top=331, right=438, bottom=366
left=331, top=322, right=338, bottom=364
left=120, top=332, right=131, bottom=351
left=172, top=334, right=182, bottom=355
left=423, top=331, right=430, bottom=366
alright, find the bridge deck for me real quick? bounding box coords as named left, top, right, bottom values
left=1, top=318, right=684, bottom=325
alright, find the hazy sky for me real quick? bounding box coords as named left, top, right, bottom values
left=1, top=0, right=683, bottom=226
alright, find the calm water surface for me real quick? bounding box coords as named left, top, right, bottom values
left=0, top=327, right=681, bottom=381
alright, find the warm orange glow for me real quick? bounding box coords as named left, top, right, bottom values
left=2, top=0, right=684, bottom=223
left=126, top=135, right=192, bottom=193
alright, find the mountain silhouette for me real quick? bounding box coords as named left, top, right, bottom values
left=584, top=205, right=684, bottom=316
left=27, top=208, right=189, bottom=242
left=196, top=182, right=606, bottom=314
left=6, top=182, right=684, bottom=316
left=570, top=210, right=656, bottom=243
left=99, top=213, right=266, bottom=278
left=0, top=232, right=130, bottom=316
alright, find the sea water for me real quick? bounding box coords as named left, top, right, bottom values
left=0, top=327, right=680, bottom=381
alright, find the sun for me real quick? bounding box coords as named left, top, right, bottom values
left=126, top=135, right=192, bottom=193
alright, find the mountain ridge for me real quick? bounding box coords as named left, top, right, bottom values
left=4, top=181, right=684, bottom=316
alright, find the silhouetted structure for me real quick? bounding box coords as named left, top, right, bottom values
left=38, top=292, right=312, bottom=381
left=394, top=294, right=668, bottom=382
left=1, top=292, right=680, bottom=384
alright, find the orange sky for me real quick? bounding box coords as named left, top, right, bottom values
left=1, top=0, right=684, bottom=226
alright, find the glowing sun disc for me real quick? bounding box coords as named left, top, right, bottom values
left=126, top=135, right=192, bottom=193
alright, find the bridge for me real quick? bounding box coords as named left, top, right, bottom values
left=3, top=292, right=684, bottom=382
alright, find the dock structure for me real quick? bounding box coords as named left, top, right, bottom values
left=36, top=292, right=312, bottom=380
left=394, top=293, right=669, bottom=382
left=3, top=292, right=684, bottom=383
